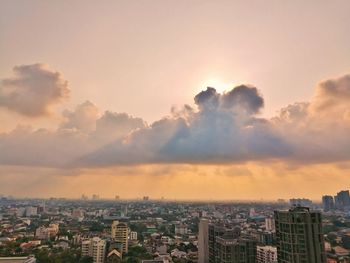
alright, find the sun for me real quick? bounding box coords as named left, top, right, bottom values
left=201, top=78, right=234, bottom=93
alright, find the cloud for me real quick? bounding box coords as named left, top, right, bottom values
left=81, top=85, right=288, bottom=166
left=0, top=64, right=69, bottom=117
left=61, top=101, right=100, bottom=132
left=1, top=68, right=350, bottom=168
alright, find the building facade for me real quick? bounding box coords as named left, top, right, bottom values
left=81, top=237, right=106, bottom=263
left=274, top=206, right=326, bottom=263
left=256, top=245, right=277, bottom=263
left=198, top=218, right=209, bottom=263
left=111, top=221, right=129, bottom=253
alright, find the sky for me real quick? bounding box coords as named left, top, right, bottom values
left=1, top=0, right=350, bottom=200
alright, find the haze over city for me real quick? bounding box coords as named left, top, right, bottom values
left=1, top=0, right=350, bottom=200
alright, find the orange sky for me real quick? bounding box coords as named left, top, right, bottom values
left=1, top=0, right=350, bottom=200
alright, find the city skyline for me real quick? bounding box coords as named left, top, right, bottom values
left=1, top=1, right=350, bottom=199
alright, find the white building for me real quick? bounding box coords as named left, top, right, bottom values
left=130, top=231, right=138, bottom=241
left=81, top=237, right=106, bottom=263
left=256, top=245, right=277, bottom=263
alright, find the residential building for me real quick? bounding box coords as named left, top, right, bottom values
left=274, top=206, right=326, bottom=263
left=81, top=237, right=106, bottom=263
left=256, top=245, right=277, bottom=263
left=111, top=221, right=128, bottom=253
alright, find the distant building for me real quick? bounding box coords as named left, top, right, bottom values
left=289, top=198, right=312, bottom=207
left=130, top=231, right=138, bottom=241
left=175, top=224, right=188, bottom=235
left=334, top=190, right=350, bottom=210
left=256, top=245, right=277, bottom=263
left=274, top=206, right=326, bottom=263
left=81, top=237, right=106, bottom=263
left=35, top=224, right=59, bottom=240
left=322, top=195, right=335, bottom=211
left=198, top=219, right=209, bottom=263
left=25, top=207, right=37, bottom=217
left=111, top=221, right=128, bottom=253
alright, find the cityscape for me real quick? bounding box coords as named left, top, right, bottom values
left=2, top=0, right=350, bottom=262
left=1, top=191, right=350, bottom=262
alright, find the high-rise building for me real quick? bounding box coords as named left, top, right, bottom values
left=322, top=195, right=335, bottom=211
left=274, top=206, right=326, bottom=263
left=216, top=234, right=257, bottom=263
left=208, top=224, right=241, bottom=263
left=256, top=245, right=277, bottom=263
left=81, top=237, right=106, bottom=263
left=111, top=221, right=129, bottom=253
left=198, top=219, right=209, bottom=263
left=334, top=190, right=350, bottom=210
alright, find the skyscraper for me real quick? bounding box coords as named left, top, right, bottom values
left=274, top=206, right=326, bottom=263
left=111, top=221, right=129, bottom=253
left=322, top=195, right=334, bottom=211
left=334, top=190, right=350, bottom=210
left=198, top=218, right=209, bottom=263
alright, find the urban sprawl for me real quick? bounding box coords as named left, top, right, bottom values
left=1, top=191, right=350, bottom=263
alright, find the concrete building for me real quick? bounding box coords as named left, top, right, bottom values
left=81, top=237, right=106, bottom=263
left=274, top=206, right=326, bottom=263
left=111, top=221, right=128, bottom=253
left=175, top=224, right=188, bottom=235
left=216, top=235, right=257, bottom=263
left=130, top=231, right=138, bottom=241
left=256, top=245, right=277, bottom=263
left=322, top=195, right=335, bottom=211
left=208, top=224, right=241, bottom=263
left=265, top=217, right=275, bottom=232
left=35, top=224, right=59, bottom=240
left=289, top=198, right=312, bottom=207
left=335, top=190, right=350, bottom=210
left=198, top=219, right=209, bottom=263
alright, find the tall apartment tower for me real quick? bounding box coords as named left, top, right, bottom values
left=81, top=237, right=106, bottom=263
left=274, top=206, right=326, bottom=263
left=111, top=221, right=129, bottom=253
left=322, top=195, right=334, bottom=211
left=198, top=218, right=209, bottom=263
